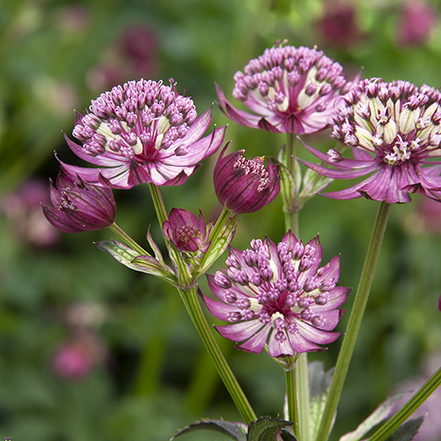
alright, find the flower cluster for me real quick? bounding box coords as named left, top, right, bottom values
left=62, top=78, right=226, bottom=189
left=216, top=42, right=355, bottom=134
left=163, top=208, right=211, bottom=253
left=42, top=169, right=116, bottom=233
left=301, top=78, right=441, bottom=203
left=213, top=146, right=280, bottom=213
left=200, top=231, right=350, bottom=358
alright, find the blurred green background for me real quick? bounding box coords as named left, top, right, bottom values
left=1, top=0, right=441, bottom=440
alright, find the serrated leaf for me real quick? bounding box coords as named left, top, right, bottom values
left=172, top=419, right=248, bottom=441
left=340, top=394, right=405, bottom=441
left=247, top=417, right=294, bottom=441
left=309, top=361, right=334, bottom=441
left=385, top=416, right=424, bottom=441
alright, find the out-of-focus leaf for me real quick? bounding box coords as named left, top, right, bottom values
left=385, top=416, right=425, bottom=441
left=309, top=361, right=334, bottom=441
left=172, top=419, right=248, bottom=441
left=340, top=394, right=404, bottom=441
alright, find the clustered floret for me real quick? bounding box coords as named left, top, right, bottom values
left=201, top=231, right=350, bottom=357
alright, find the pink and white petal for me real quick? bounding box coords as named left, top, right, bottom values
left=215, top=319, right=265, bottom=343
left=237, top=324, right=271, bottom=354
left=63, top=134, right=126, bottom=167
left=315, top=287, right=351, bottom=311
left=287, top=330, right=323, bottom=353
left=297, top=320, right=342, bottom=345
left=267, top=330, right=295, bottom=357
left=202, top=295, right=240, bottom=321
left=258, top=117, right=282, bottom=133
left=298, top=159, right=377, bottom=179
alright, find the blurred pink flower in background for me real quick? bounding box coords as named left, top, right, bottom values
left=52, top=302, right=108, bottom=381
left=87, top=24, right=160, bottom=92
left=397, top=0, right=438, bottom=47
left=1, top=179, right=60, bottom=247
left=315, top=1, right=363, bottom=48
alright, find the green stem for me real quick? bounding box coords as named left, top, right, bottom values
left=314, top=201, right=392, bottom=441
left=296, top=352, right=310, bottom=441
left=282, top=133, right=308, bottom=440
left=285, top=358, right=300, bottom=439
left=108, top=222, right=148, bottom=256
left=179, top=286, right=257, bottom=424
left=148, top=183, right=168, bottom=226
left=369, top=367, right=441, bottom=441
left=148, top=183, right=192, bottom=286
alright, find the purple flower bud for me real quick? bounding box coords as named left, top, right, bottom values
left=162, top=208, right=211, bottom=253
left=213, top=145, right=280, bottom=213
left=42, top=169, right=116, bottom=233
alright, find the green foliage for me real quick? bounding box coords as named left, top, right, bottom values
left=1, top=1, right=441, bottom=440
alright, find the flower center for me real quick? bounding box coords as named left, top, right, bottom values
left=233, top=156, right=269, bottom=191
left=177, top=225, right=200, bottom=243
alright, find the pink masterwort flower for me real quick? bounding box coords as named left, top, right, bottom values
left=162, top=208, right=211, bottom=253
left=300, top=78, right=441, bottom=203
left=397, top=0, right=438, bottom=47
left=216, top=42, right=356, bottom=134
left=200, top=231, right=350, bottom=358
left=213, top=145, right=280, bottom=213
left=42, top=168, right=116, bottom=233
left=62, top=79, right=226, bottom=189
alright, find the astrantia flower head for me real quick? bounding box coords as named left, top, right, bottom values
left=42, top=169, right=116, bottom=233
left=62, top=79, right=226, bottom=189
left=162, top=208, right=211, bottom=253
left=213, top=145, right=280, bottom=213
left=216, top=42, right=355, bottom=134
left=300, top=78, right=441, bottom=203
left=200, top=231, right=350, bottom=358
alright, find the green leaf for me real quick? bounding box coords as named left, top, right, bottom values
left=196, top=210, right=240, bottom=277
left=340, top=394, right=404, bottom=441
left=309, top=361, right=334, bottom=441
left=247, top=417, right=295, bottom=441
left=96, top=240, right=176, bottom=284
left=172, top=419, right=248, bottom=441
left=385, top=416, right=424, bottom=441
left=277, top=160, right=296, bottom=212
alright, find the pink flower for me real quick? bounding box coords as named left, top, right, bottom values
left=300, top=78, right=441, bottom=203
left=216, top=42, right=356, bottom=134
left=213, top=146, right=280, bottom=213
left=52, top=343, right=92, bottom=380
left=61, top=79, right=226, bottom=189
left=200, top=231, right=350, bottom=358
left=397, top=0, right=438, bottom=47
left=42, top=169, right=116, bottom=233
left=163, top=208, right=211, bottom=253
left=316, top=1, right=363, bottom=48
